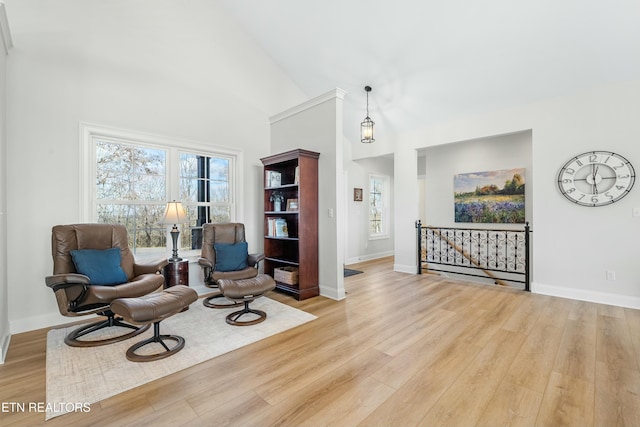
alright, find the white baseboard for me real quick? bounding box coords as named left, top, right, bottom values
left=345, top=250, right=394, bottom=266
left=10, top=311, right=92, bottom=335
left=9, top=289, right=217, bottom=335
left=10, top=280, right=339, bottom=334
left=394, top=264, right=417, bottom=274
left=532, top=281, right=640, bottom=309
left=8, top=284, right=239, bottom=335
left=0, top=331, right=10, bottom=364
left=319, top=287, right=346, bottom=301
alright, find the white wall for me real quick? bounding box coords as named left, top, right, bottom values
left=393, top=139, right=419, bottom=273
left=345, top=155, right=394, bottom=264
left=423, top=131, right=533, bottom=227
left=0, top=1, right=12, bottom=363
left=4, top=0, right=306, bottom=333
left=270, top=89, right=346, bottom=300
left=394, top=79, right=640, bottom=308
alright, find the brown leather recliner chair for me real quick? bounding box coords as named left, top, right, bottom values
left=198, top=223, right=264, bottom=308
left=45, top=224, right=168, bottom=347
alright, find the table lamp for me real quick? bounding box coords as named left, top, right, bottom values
left=161, top=201, right=189, bottom=262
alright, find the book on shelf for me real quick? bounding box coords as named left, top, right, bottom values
left=267, top=218, right=289, bottom=237
left=267, top=218, right=288, bottom=237
left=294, top=166, right=300, bottom=184
left=275, top=218, right=288, bottom=237
left=265, top=170, right=281, bottom=188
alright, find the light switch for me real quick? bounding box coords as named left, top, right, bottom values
left=633, top=207, right=640, bottom=217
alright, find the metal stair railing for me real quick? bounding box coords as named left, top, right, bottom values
left=416, top=220, right=531, bottom=291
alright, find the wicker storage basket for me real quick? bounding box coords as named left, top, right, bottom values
left=274, top=266, right=299, bottom=285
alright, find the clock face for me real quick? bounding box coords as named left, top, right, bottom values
left=557, top=151, right=635, bottom=207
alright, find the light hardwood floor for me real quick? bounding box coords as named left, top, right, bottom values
left=2, top=257, right=640, bottom=426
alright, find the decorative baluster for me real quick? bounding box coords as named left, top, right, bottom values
left=416, top=220, right=422, bottom=274
left=525, top=222, right=530, bottom=291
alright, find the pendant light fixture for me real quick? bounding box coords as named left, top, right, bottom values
left=360, top=85, right=375, bottom=143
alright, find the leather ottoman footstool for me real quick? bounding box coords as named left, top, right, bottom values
left=110, top=286, right=198, bottom=362
left=217, top=274, right=276, bottom=326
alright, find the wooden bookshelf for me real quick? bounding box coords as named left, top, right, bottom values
left=261, top=149, right=319, bottom=300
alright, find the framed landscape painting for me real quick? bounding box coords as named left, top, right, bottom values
left=454, top=168, right=525, bottom=223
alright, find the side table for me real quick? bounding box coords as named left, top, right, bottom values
left=164, top=259, right=189, bottom=288
left=164, top=259, right=190, bottom=310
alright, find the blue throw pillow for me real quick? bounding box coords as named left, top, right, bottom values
left=214, top=242, right=249, bottom=272
left=70, top=248, right=128, bottom=286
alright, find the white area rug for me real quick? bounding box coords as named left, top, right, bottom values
left=46, top=297, right=316, bottom=420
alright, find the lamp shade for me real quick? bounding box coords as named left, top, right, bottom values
left=161, top=201, right=188, bottom=224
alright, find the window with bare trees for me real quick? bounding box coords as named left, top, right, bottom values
left=82, top=124, right=236, bottom=258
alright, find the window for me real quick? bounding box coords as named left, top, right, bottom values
left=179, top=153, right=232, bottom=250
left=82, top=124, right=238, bottom=258
left=95, top=140, right=167, bottom=255
left=369, top=174, right=390, bottom=239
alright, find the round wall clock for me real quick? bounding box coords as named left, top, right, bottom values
left=557, top=151, right=635, bottom=207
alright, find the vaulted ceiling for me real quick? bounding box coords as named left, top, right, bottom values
left=219, top=0, right=640, bottom=145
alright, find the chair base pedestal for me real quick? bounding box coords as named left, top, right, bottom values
left=65, top=312, right=150, bottom=348
left=203, top=292, right=242, bottom=309
left=226, top=301, right=267, bottom=326
left=125, top=322, right=185, bottom=362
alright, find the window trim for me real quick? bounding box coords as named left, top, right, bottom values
left=368, top=173, right=390, bottom=240
left=79, top=122, right=243, bottom=257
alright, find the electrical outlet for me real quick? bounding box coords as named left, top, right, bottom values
left=606, top=270, right=616, bottom=281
